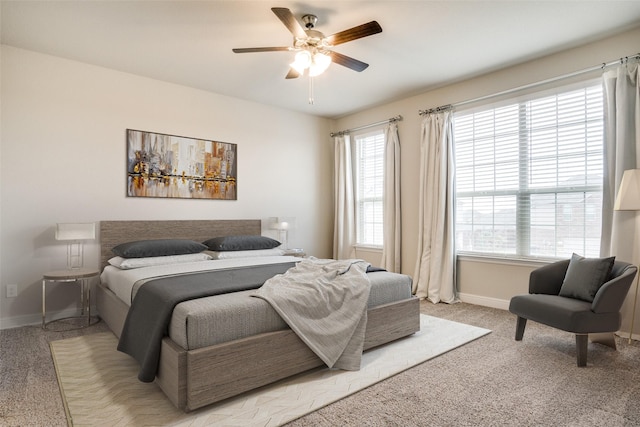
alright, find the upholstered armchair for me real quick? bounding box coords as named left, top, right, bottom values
left=509, top=254, right=637, bottom=366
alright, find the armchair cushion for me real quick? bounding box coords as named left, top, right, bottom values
left=509, top=294, right=620, bottom=333
left=558, top=253, right=615, bottom=302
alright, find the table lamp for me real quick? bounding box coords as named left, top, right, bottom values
left=270, top=217, right=295, bottom=250
left=55, top=223, right=96, bottom=269
left=614, top=168, right=640, bottom=342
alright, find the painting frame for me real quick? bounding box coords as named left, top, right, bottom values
left=126, top=129, right=237, bottom=200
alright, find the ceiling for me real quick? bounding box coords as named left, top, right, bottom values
left=2, top=1, right=640, bottom=119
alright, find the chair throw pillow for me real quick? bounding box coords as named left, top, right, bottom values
left=558, top=253, right=615, bottom=302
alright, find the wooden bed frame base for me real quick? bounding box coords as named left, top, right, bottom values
left=97, top=283, right=419, bottom=411
left=96, top=220, right=421, bottom=412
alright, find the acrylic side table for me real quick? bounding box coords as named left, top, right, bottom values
left=42, top=268, right=99, bottom=330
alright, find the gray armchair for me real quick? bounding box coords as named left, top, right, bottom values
left=509, top=258, right=637, bottom=366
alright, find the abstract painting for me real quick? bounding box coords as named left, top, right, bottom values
left=126, top=129, right=237, bottom=200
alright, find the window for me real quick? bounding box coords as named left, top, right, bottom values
left=354, top=129, right=385, bottom=247
left=454, top=82, right=604, bottom=259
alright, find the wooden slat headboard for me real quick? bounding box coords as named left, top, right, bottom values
left=99, top=220, right=261, bottom=270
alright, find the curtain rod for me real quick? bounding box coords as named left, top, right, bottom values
left=419, top=53, right=640, bottom=116
left=330, top=115, right=402, bottom=137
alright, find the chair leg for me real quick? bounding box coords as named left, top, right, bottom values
left=515, top=317, right=527, bottom=341
left=576, top=334, right=588, bottom=367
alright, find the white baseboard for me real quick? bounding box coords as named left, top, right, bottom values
left=0, top=306, right=96, bottom=330
left=0, top=312, right=43, bottom=330
left=457, top=292, right=510, bottom=311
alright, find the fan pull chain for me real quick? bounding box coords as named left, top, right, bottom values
left=309, top=76, right=315, bottom=105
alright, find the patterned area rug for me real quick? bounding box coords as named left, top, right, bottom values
left=50, top=314, right=490, bottom=426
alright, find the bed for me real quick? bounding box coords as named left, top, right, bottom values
left=96, top=219, right=420, bottom=412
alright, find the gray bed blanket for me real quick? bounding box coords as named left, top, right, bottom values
left=117, top=262, right=296, bottom=382
left=252, top=258, right=371, bottom=370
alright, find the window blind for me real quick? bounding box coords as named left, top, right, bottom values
left=454, top=83, right=603, bottom=259
left=355, top=130, right=385, bottom=246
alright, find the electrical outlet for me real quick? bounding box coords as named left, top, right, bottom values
left=6, top=284, right=18, bottom=298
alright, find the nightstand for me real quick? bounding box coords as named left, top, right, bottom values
left=283, top=248, right=306, bottom=257
left=42, top=268, right=99, bottom=330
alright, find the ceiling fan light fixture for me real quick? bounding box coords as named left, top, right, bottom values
left=291, top=49, right=332, bottom=77
left=233, top=8, right=381, bottom=83
left=233, top=7, right=381, bottom=103
left=290, top=50, right=312, bottom=74
left=309, top=52, right=332, bottom=76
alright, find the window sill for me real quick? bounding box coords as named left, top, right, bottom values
left=354, top=244, right=383, bottom=253
left=456, top=253, right=561, bottom=268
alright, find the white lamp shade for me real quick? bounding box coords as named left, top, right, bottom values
left=309, top=52, right=332, bottom=77
left=269, top=217, right=295, bottom=230
left=290, top=51, right=312, bottom=75
left=290, top=50, right=332, bottom=77
left=55, top=223, right=96, bottom=241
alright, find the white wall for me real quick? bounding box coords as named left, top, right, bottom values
left=334, top=27, right=640, bottom=335
left=0, top=46, right=334, bottom=328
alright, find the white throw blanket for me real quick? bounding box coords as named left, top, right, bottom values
left=252, top=258, right=371, bottom=370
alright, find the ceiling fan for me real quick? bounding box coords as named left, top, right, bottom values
left=232, top=7, right=382, bottom=79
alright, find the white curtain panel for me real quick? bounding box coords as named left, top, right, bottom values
left=601, top=61, right=640, bottom=261
left=413, top=111, right=457, bottom=303
left=333, top=134, right=356, bottom=260
left=380, top=122, right=401, bottom=272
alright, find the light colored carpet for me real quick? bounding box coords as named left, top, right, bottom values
left=50, top=314, right=490, bottom=426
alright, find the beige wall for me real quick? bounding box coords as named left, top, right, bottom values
left=0, top=46, right=333, bottom=328
left=334, top=26, right=640, bottom=336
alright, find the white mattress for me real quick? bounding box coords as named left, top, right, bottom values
left=100, top=255, right=302, bottom=306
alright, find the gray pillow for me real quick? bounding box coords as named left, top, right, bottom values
left=558, top=253, right=615, bottom=302
left=203, top=235, right=281, bottom=251
left=112, top=239, right=207, bottom=258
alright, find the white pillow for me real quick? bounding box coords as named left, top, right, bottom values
left=108, top=252, right=212, bottom=269
left=205, top=248, right=285, bottom=260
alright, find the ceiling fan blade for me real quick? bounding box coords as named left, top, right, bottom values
left=285, top=68, right=300, bottom=79
left=328, top=51, right=369, bottom=72
left=271, top=7, right=307, bottom=39
left=326, top=21, right=382, bottom=46
left=232, top=47, right=291, bottom=53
